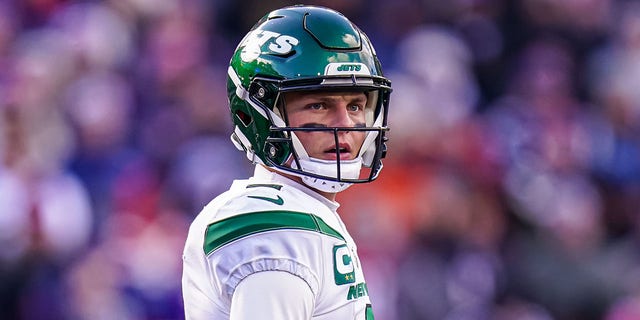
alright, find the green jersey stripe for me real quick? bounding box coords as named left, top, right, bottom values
left=204, top=211, right=345, bottom=255
left=246, top=184, right=283, bottom=190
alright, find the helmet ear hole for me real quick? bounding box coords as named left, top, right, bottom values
left=249, top=82, right=273, bottom=102
left=235, top=110, right=253, bottom=127
left=265, top=143, right=281, bottom=160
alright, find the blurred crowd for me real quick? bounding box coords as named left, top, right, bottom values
left=1, top=0, right=640, bottom=319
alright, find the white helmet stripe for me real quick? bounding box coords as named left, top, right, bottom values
left=228, top=66, right=267, bottom=119
left=228, top=66, right=284, bottom=125
left=289, top=131, right=309, bottom=160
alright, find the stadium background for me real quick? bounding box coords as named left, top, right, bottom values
left=1, top=0, right=640, bottom=319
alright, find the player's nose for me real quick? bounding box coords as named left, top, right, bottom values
left=331, top=106, right=356, bottom=128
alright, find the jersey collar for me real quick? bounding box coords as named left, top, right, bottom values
left=252, top=165, right=340, bottom=211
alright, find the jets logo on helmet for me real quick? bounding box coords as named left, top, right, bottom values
left=240, top=30, right=300, bottom=62
left=325, top=63, right=370, bottom=76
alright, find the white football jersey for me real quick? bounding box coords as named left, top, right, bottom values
left=182, top=165, right=374, bottom=319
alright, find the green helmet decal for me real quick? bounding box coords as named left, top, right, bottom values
left=227, top=5, right=391, bottom=185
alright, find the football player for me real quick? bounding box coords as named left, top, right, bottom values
left=182, top=5, right=391, bottom=319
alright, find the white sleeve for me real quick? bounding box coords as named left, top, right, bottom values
left=230, top=271, right=314, bottom=320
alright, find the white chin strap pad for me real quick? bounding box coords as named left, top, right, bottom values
left=291, top=157, right=361, bottom=193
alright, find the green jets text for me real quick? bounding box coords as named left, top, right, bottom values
left=347, top=282, right=369, bottom=300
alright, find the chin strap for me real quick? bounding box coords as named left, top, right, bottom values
left=295, top=157, right=361, bottom=193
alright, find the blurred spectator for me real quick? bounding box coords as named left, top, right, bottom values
left=49, top=2, right=135, bottom=72
left=485, top=36, right=598, bottom=227
left=65, top=70, right=143, bottom=233
left=395, top=168, right=506, bottom=320
left=65, top=209, right=188, bottom=319
left=0, top=24, right=92, bottom=319
left=483, top=36, right=612, bottom=319
left=586, top=0, right=640, bottom=236
left=387, top=25, right=480, bottom=160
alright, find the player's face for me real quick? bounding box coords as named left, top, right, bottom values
left=283, top=91, right=367, bottom=161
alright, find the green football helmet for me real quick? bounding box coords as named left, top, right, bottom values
left=227, top=5, right=391, bottom=192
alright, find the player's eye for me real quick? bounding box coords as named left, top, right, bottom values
left=307, top=103, right=324, bottom=110
left=347, top=104, right=363, bottom=112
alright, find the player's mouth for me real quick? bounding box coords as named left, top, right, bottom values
left=324, top=143, right=353, bottom=160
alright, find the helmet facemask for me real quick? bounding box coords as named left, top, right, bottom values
left=282, top=88, right=386, bottom=191
left=255, top=76, right=389, bottom=192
